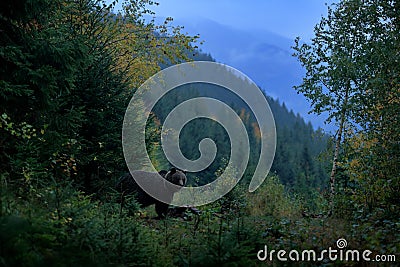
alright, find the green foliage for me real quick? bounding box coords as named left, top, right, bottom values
left=0, top=180, right=162, bottom=266
left=246, top=175, right=302, bottom=218
left=292, top=0, right=400, bottom=258
left=294, top=0, right=400, bottom=210
left=0, top=0, right=200, bottom=195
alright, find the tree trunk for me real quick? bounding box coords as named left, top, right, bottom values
left=328, top=85, right=349, bottom=217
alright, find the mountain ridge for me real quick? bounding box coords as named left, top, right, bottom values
left=163, top=16, right=332, bottom=131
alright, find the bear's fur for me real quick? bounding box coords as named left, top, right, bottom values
left=116, top=168, right=186, bottom=218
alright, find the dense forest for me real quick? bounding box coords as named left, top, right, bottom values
left=150, top=77, right=329, bottom=191
left=0, top=0, right=398, bottom=266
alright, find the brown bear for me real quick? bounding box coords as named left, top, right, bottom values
left=116, top=168, right=187, bottom=218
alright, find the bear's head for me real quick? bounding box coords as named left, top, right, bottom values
left=165, top=168, right=187, bottom=187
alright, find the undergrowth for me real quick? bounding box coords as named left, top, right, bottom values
left=0, top=175, right=398, bottom=266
